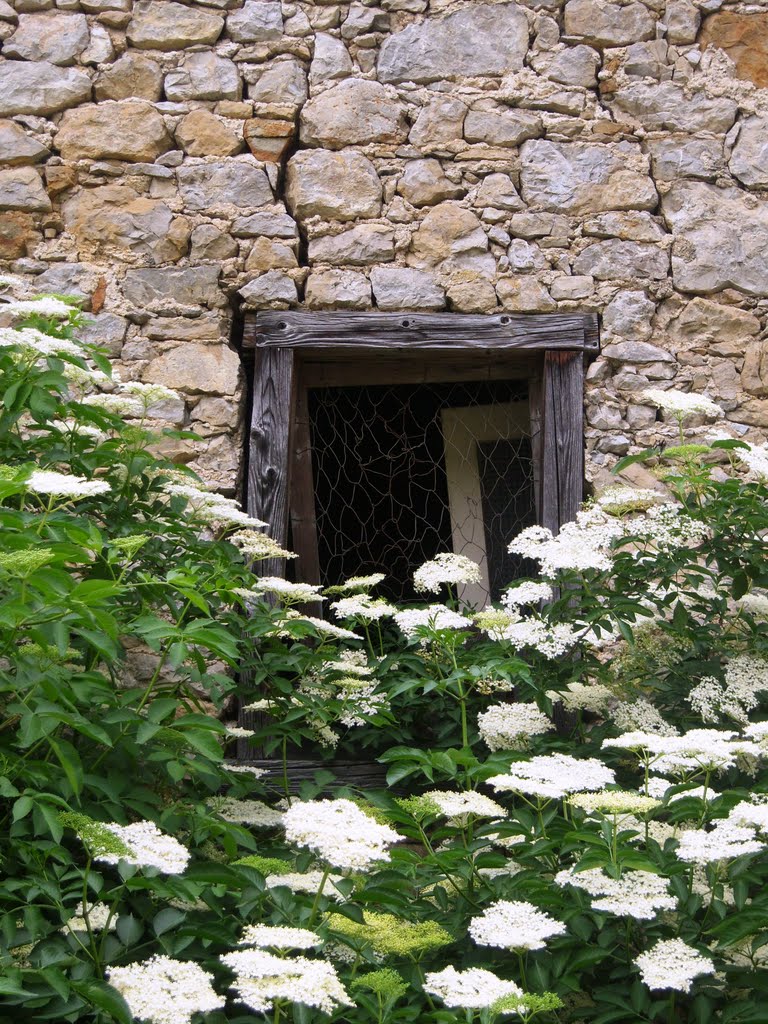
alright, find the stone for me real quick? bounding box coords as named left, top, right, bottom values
left=0, top=167, right=51, bottom=213
left=563, top=0, right=655, bottom=46
left=550, top=275, right=594, bottom=300
left=610, top=83, right=737, bottom=134
left=0, top=212, right=39, bottom=259
left=127, top=1, right=224, bottom=50
left=0, top=121, right=49, bottom=166
left=520, top=140, right=657, bottom=214
left=244, top=118, right=295, bottom=162
left=661, top=181, right=768, bottom=297
left=582, top=211, right=665, bottom=242
left=310, top=33, right=353, bottom=84
left=232, top=211, right=298, bottom=238
left=190, top=223, right=238, bottom=261
left=397, top=160, right=464, bottom=207
left=507, top=239, right=541, bottom=272
left=378, top=4, right=528, bottom=83
left=464, top=105, right=543, bottom=148
left=285, top=150, right=382, bottom=221
left=409, top=203, right=491, bottom=273
left=602, top=291, right=656, bottom=342
left=729, top=116, right=768, bottom=189
left=56, top=101, right=172, bottom=163
left=63, top=185, right=191, bottom=264
left=665, top=0, right=700, bottom=44
left=4, top=12, right=88, bottom=64
left=300, top=79, right=407, bottom=149
left=45, top=165, right=78, bottom=197
left=741, top=343, right=768, bottom=397
left=602, top=340, right=675, bottom=365
left=510, top=212, right=569, bottom=238
left=164, top=52, right=241, bottom=102
left=475, top=173, right=524, bottom=212
left=177, top=159, right=273, bottom=211
left=245, top=237, right=297, bottom=271
left=496, top=277, right=556, bottom=312
left=305, top=269, right=371, bottom=309
left=34, top=263, right=99, bottom=304
left=308, top=224, right=394, bottom=265
left=370, top=266, right=445, bottom=310
left=533, top=44, right=600, bottom=88
left=446, top=273, right=498, bottom=312
left=648, top=136, right=724, bottom=181
left=176, top=109, right=243, bottom=157
left=226, top=1, right=282, bottom=42
left=0, top=61, right=91, bottom=117
left=94, top=54, right=163, bottom=103
left=123, top=266, right=223, bottom=310
left=699, top=13, right=768, bottom=88
left=341, top=4, right=389, bottom=39
left=77, top=312, right=127, bottom=356
left=623, top=40, right=669, bottom=79
left=668, top=297, right=760, bottom=355
left=409, top=96, right=467, bottom=152
left=572, top=240, right=669, bottom=280
left=248, top=59, right=307, bottom=105
left=81, top=0, right=131, bottom=10
left=239, top=270, right=297, bottom=307
left=81, top=24, right=116, bottom=66
left=144, top=343, right=240, bottom=396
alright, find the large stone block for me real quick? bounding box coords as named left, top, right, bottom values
left=143, top=344, right=240, bottom=396
left=729, top=116, right=768, bottom=189
left=0, top=121, right=49, bottom=166
left=648, top=136, right=724, bottom=182
left=0, top=212, right=40, bottom=259
left=248, top=59, right=307, bottom=105
left=164, top=52, right=241, bottom=102
left=285, top=150, right=382, bottom=221
left=94, top=53, right=163, bottom=102
left=310, top=33, right=353, bottom=84
left=378, top=4, right=528, bottom=83
left=496, top=278, right=556, bottom=312
left=397, top=160, right=464, bottom=207
left=572, top=240, right=669, bottom=280
left=127, top=1, right=224, bottom=49
left=123, top=267, right=223, bottom=310
left=239, top=270, right=297, bottom=307
left=464, top=105, right=542, bottom=148
left=370, top=266, right=445, bottom=310
left=63, top=186, right=190, bottom=264
left=55, top=101, right=172, bottom=163
left=563, top=0, right=654, bottom=46
left=176, top=110, right=243, bottom=157
left=409, top=202, right=491, bottom=273
left=0, top=61, right=91, bottom=117
left=4, top=12, right=88, bottom=65
left=308, top=224, right=394, bottom=265
left=409, top=96, right=467, bottom=152
left=667, top=297, right=760, bottom=356
left=520, top=140, right=657, bottom=214
left=226, top=1, right=282, bottom=42
left=610, top=83, right=737, bottom=134
left=300, top=79, right=407, bottom=148
left=661, top=181, right=768, bottom=297
left=699, top=12, right=768, bottom=88
left=0, top=167, right=51, bottom=212
left=601, top=290, right=656, bottom=343
left=305, top=269, right=371, bottom=309
left=177, top=159, right=273, bottom=211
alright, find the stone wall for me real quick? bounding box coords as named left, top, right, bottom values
left=2, top=0, right=768, bottom=494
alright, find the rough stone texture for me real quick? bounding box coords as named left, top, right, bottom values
left=0, top=122, right=49, bottom=166
left=306, top=269, right=371, bottom=309
left=0, top=61, right=91, bottom=116
left=248, top=59, right=307, bottom=106
left=496, top=277, right=556, bottom=312
left=94, top=54, right=163, bottom=102
left=55, top=101, right=172, bottom=162
left=127, top=1, right=224, bottom=50
left=563, top=0, right=655, bottom=47
left=648, top=137, right=724, bottom=182
left=177, top=160, right=273, bottom=212
left=610, top=83, right=738, bottom=134
left=310, top=33, right=353, bottom=84
left=602, top=291, right=656, bottom=343
left=239, top=270, right=297, bottom=307
left=143, top=344, right=240, bottom=396
left=572, top=241, right=669, bottom=281
left=301, top=79, right=407, bottom=149
left=0, top=167, right=50, bottom=213
left=397, top=160, right=464, bottom=207
left=729, top=117, right=768, bottom=189
left=464, top=106, right=542, bottom=148
left=699, top=13, right=768, bottom=88
left=409, top=96, right=467, bottom=152
left=378, top=5, right=528, bottom=83
left=286, top=150, right=382, bottom=221
left=176, top=110, right=243, bottom=158
left=0, top=212, right=39, bottom=259
left=309, top=224, right=394, bottom=266
left=164, top=52, right=241, bottom=102
left=409, top=203, right=492, bottom=274
left=370, top=266, right=445, bottom=310
left=661, top=182, right=768, bottom=297
left=123, top=267, right=223, bottom=310
left=4, top=12, right=89, bottom=65
left=520, top=140, right=657, bottom=214
left=227, top=1, right=283, bottom=43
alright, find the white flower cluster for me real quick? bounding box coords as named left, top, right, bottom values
left=62, top=901, right=115, bottom=934
left=734, top=443, right=768, bottom=480
left=221, top=948, right=350, bottom=1015
left=2, top=297, right=74, bottom=319
left=281, top=611, right=359, bottom=640
left=646, top=778, right=721, bottom=804
left=497, top=619, right=580, bottom=658
left=745, top=721, right=768, bottom=743
left=97, top=821, right=190, bottom=874
left=394, top=605, right=473, bottom=639
left=469, top=899, right=566, bottom=951
left=163, top=481, right=268, bottom=530
left=81, top=392, right=144, bottom=417
left=595, top=486, right=663, bottom=515
left=603, top=728, right=763, bottom=775
left=328, top=573, right=386, bottom=592
left=555, top=867, right=676, bottom=920
left=0, top=325, right=83, bottom=358
left=625, top=503, right=709, bottom=553
left=264, top=870, right=347, bottom=899
left=238, top=925, right=321, bottom=950
left=413, top=552, right=482, bottom=593
left=508, top=513, right=620, bottom=576
left=546, top=681, right=614, bottom=713
left=26, top=469, right=110, bottom=499
left=423, top=966, right=524, bottom=1011
left=423, top=789, right=506, bottom=821
left=501, top=581, right=553, bottom=608
left=282, top=798, right=401, bottom=871
left=243, top=577, right=324, bottom=604
left=335, top=676, right=389, bottom=727
left=330, top=594, right=396, bottom=621
left=229, top=530, right=297, bottom=561
left=487, top=754, right=616, bottom=801
left=634, top=938, right=715, bottom=993
left=611, top=698, right=678, bottom=737
left=477, top=702, right=552, bottom=752
left=119, top=381, right=180, bottom=407
left=728, top=795, right=768, bottom=834
left=211, top=798, right=284, bottom=828
left=675, top=819, right=764, bottom=863
left=641, top=388, right=723, bottom=420
left=569, top=790, right=662, bottom=816
left=107, top=956, right=224, bottom=1024
left=323, top=650, right=373, bottom=676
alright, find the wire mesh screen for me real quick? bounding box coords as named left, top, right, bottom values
left=307, top=378, right=536, bottom=605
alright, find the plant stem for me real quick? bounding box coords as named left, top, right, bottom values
left=308, top=865, right=330, bottom=926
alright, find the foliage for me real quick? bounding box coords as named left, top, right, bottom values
left=2, top=292, right=768, bottom=1024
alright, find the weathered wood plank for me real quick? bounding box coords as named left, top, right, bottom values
left=299, top=351, right=540, bottom=389
left=540, top=349, right=584, bottom=534
left=243, top=311, right=598, bottom=352
left=289, top=375, right=323, bottom=614
left=230, top=758, right=389, bottom=792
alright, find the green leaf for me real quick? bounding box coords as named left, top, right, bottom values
left=48, top=738, right=83, bottom=797
left=72, top=980, right=133, bottom=1024
left=153, top=907, right=187, bottom=936
left=12, top=795, right=33, bottom=821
